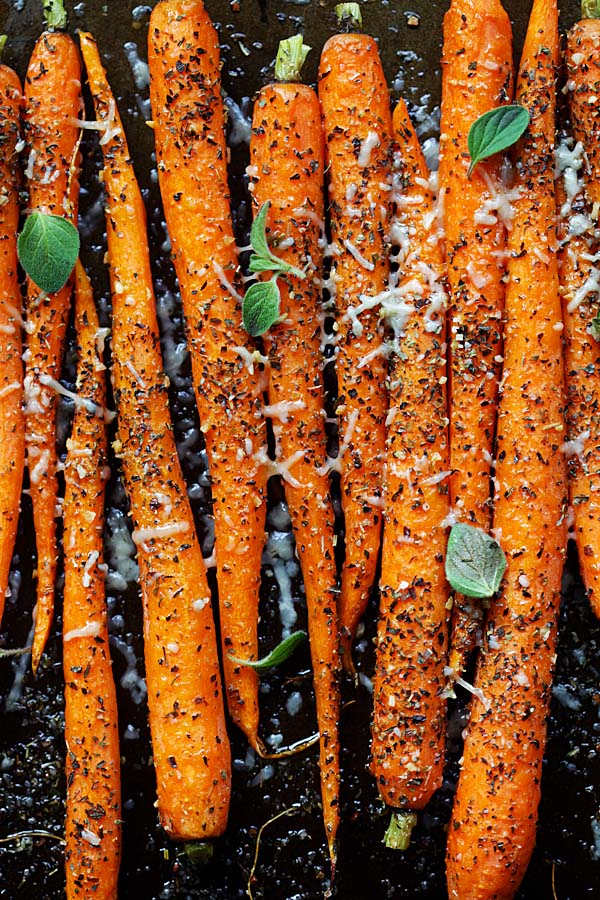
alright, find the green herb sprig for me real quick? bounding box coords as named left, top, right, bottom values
left=242, top=201, right=305, bottom=337
left=17, top=212, right=80, bottom=294
left=228, top=629, right=307, bottom=673
left=445, top=523, right=507, bottom=599
left=467, top=104, right=530, bottom=178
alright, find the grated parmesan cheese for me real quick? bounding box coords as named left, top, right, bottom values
left=64, top=620, right=102, bottom=642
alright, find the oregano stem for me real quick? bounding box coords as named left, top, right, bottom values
left=335, top=3, right=363, bottom=29
left=43, top=0, right=67, bottom=31
left=274, top=35, right=310, bottom=83
left=582, top=0, right=600, bottom=18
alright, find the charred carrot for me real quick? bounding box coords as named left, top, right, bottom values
left=64, top=261, right=120, bottom=900
left=318, top=15, right=392, bottom=669
left=438, top=0, right=514, bottom=678
left=568, top=3, right=600, bottom=220
left=0, top=48, right=24, bottom=626
left=370, top=98, right=450, bottom=844
left=561, top=2, right=600, bottom=617
left=79, top=31, right=231, bottom=841
left=23, top=0, right=82, bottom=671
left=248, top=36, right=340, bottom=865
left=148, top=0, right=267, bottom=750
left=447, top=2, right=566, bottom=897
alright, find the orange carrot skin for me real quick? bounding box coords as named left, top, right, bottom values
left=439, top=0, right=514, bottom=677
left=561, top=23, right=600, bottom=617
left=371, top=99, right=450, bottom=810
left=80, top=31, right=231, bottom=841
left=318, top=34, right=392, bottom=667
left=0, top=64, right=24, bottom=626
left=249, top=82, right=340, bottom=858
left=447, top=3, right=566, bottom=898
left=148, top=0, right=267, bottom=749
left=64, top=262, right=121, bottom=900
left=557, top=188, right=600, bottom=613
left=567, top=19, right=600, bottom=216
left=24, top=31, right=82, bottom=671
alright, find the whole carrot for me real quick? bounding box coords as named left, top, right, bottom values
left=561, top=1, right=600, bottom=617
left=568, top=2, right=600, bottom=220
left=64, top=261, right=120, bottom=900
left=0, top=44, right=24, bottom=627
left=318, top=10, right=392, bottom=669
left=438, top=0, right=514, bottom=678
left=148, top=0, right=267, bottom=750
left=370, top=98, right=450, bottom=847
left=79, top=31, right=231, bottom=841
left=447, top=2, right=566, bottom=898
left=248, top=36, right=340, bottom=865
left=23, top=0, right=82, bottom=671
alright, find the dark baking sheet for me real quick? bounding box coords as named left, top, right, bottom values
left=0, top=1, right=599, bottom=898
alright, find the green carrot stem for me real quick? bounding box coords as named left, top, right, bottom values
left=582, top=0, right=600, bottom=17
left=274, top=35, right=310, bottom=83
left=383, top=811, right=418, bottom=850
left=0, top=36, right=6, bottom=61
left=43, top=0, right=67, bottom=31
left=335, top=3, right=363, bottom=28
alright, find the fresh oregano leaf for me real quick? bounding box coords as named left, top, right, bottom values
left=228, top=630, right=307, bottom=673
left=445, top=523, right=507, bottom=599
left=250, top=200, right=272, bottom=261
left=467, top=104, right=530, bottom=178
left=591, top=311, right=600, bottom=343
left=18, top=212, right=79, bottom=294
left=242, top=279, right=281, bottom=337
left=248, top=201, right=306, bottom=279
left=248, top=255, right=285, bottom=275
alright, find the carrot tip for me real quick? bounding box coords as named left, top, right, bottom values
left=382, top=811, right=418, bottom=851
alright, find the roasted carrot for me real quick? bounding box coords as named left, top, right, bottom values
left=318, top=24, right=392, bottom=669
left=568, top=3, right=600, bottom=220
left=561, top=2, right=600, bottom=617
left=23, top=1, right=82, bottom=671
left=248, top=37, right=340, bottom=865
left=79, top=31, right=231, bottom=841
left=0, top=49, right=24, bottom=627
left=64, top=261, right=120, bottom=900
left=370, top=98, right=450, bottom=843
left=148, top=0, right=267, bottom=751
left=446, top=2, right=566, bottom=897
left=438, top=0, right=514, bottom=678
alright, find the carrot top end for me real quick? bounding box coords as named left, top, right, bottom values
left=0, top=35, right=6, bottom=61
left=43, top=0, right=68, bottom=31
left=274, top=34, right=311, bottom=83
left=383, top=811, right=418, bottom=851
left=335, top=2, right=363, bottom=29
